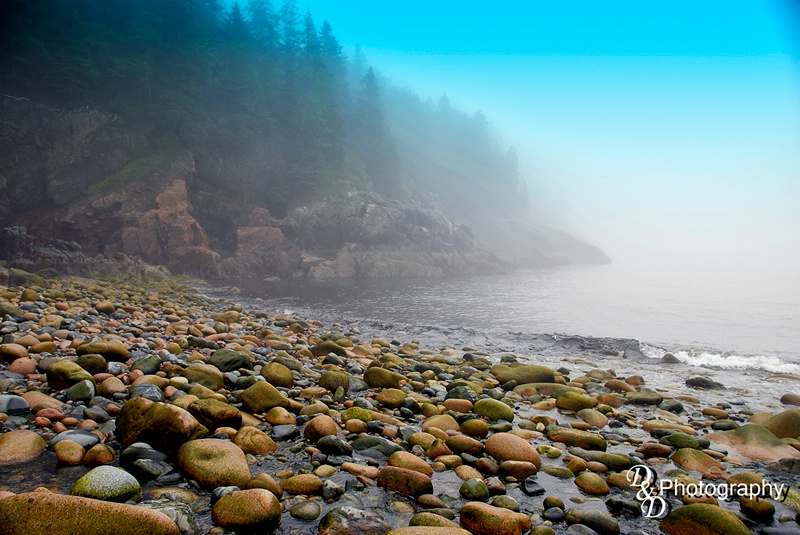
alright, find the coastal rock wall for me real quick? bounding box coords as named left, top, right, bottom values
left=0, top=97, right=599, bottom=280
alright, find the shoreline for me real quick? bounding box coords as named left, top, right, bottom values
left=1, top=270, right=799, bottom=534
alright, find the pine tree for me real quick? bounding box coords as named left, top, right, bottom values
left=247, top=0, right=279, bottom=49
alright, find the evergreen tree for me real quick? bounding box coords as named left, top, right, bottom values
left=303, top=9, right=320, bottom=58
left=247, top=0, right=279, bottom=49
left=277, top=0, right=301, bottom=56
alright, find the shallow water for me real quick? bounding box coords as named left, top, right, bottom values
left=223, top=261, right=800, bottom=375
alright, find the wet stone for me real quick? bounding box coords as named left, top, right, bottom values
left=48, top=429, right=100, bottom=450
left=0, top=395, right=29, bottom=415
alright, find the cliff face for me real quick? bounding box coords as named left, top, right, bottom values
left=0, top=97, right=604, bottom=280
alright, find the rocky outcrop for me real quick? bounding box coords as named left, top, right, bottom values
left=220, top=193, right=511, bottom=280
left=0, top=97, right=606, bottom=280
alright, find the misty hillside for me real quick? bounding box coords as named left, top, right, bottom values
left=0, top=0, right=608, bottom=276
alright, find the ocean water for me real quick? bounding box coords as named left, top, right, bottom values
left=226, top=260, right=800, bottom=376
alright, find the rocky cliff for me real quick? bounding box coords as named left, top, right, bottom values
left=0, top=97, right=604, bottom=280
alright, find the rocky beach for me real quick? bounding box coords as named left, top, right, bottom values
left=1, top=268, right=799, bottom=535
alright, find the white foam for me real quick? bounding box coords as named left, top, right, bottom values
left=640, top=344, right=800, bottom=375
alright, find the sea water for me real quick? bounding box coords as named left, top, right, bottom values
left=227, top=260, right=800, bottom=376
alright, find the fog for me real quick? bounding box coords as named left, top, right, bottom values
left=301, top=0, right=800, bottom=275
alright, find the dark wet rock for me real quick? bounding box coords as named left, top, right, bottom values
left=317, top=435, right=353, bottom=456
left=210, top=348, right=253, bottom=372
left=685, top=376, right=726, bottom=390
left=116, top=398, right=209, bottom=455
left=564, top=509, right=620, bottom=535
left=0, top=394, right=30, bottom=415
left=604, top=496, right=642, bottom=517
left=543, top=507, right=566, bottom=522
left=48, top=429, right=100, bottom=451
left=120, top=442, right=169, bottom=467
left=659, top=432, right=700, bottom=450
left=352, top=435, right=403, bottom=457
left=523, top=476, right=545, bottom=496
left=131, top=354, right=162, bottom=375
left=445, top=385, right=478, bottom=403
left=271, top=424, right=300, bottom=441
left=129, top=458, right=174, bottom=482
left=131, top=383, right=165, bottom=402
left=46, top=359, right=95, bottom=391
left=659, top=399, right=685, bottom=413
left=318, top=506, right=392, bottom=535
left=138, top=501, right=199, bottom=535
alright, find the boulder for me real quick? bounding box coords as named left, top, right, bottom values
left=484, top=433, right=541, bottom=468
left=209, top=348, right=252, bottom=372
left=181, top=362, right=224, bottom=390
left=490, top=363, right=555, bottom=384
left=211, top=488, right=281, bottom=531
left=187, top=398, right=241, bottom=431
left=763, top=408, right=800, bottom=439
left=115, top=398, right=209, bottom=455
left=70, top=466, right=142, bottom=502
left=233, top=426, right=277, bottom=454
left=660, top=503, right=751, bottom=535
left=304, top=414, right=338, bottom=443
left=176, top=439, right=252, bottom=489
left=377, top=466, right=434, bottom=497
left=364, top=367, right=404, bottom=389
left=76, top=341, right=130, bottom=362
left=261, top=361, right=294, bottom=388
left=708, top=424, right=800, bottom=461
left=319, top=370, right=351, bottom=393
left=473, top=398, right=515, bottom=422
left=0, top=429, right=47, bottom=465
left=671, top=448, right=724, bottom=473
left=459, top=501, right=532, bottom=535
left=0, top=489, right=178, bottom=534
left=238, top=381, right=290, bottom=413
left=318, top=506, right=391, bottom=535
left=46, top=359, right=95, bottom=391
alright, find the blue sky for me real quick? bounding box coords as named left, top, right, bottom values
left=297, top=1, right=800, bottom=269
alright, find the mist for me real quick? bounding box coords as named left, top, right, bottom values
left=301, top=0, right=800, bottom=275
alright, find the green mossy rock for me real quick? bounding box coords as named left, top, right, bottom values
left=46, top=359, right=95, bottom=392
left=311, top=340, right=348, bottom=357
left=209, top=348, right=252, bottom=372
left=490, top=363, right=556, bottom=385
left=261, top=361, right=294, bottom=388
left=473, top=398, right=515, bottom=422
left=556, top=391, right=595, bottom=412
left=71, top=466, right=142, bottom=502
left=660, top=503, right=751, bottom=535
left=116, top=398, right=209, bottom=455
left=238, top=380, right=291, bottom=413
left=319, top=370, right=351, bottom=393
left=76, top=341, right=130, bottom=362
left=763, top=408, right=800, bottom=439
left=364, top=367, right=404, bottom=388
left=181, top=362, right=224, bottom=390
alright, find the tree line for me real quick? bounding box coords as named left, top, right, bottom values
left=1, top=0, right=529, bottom=222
